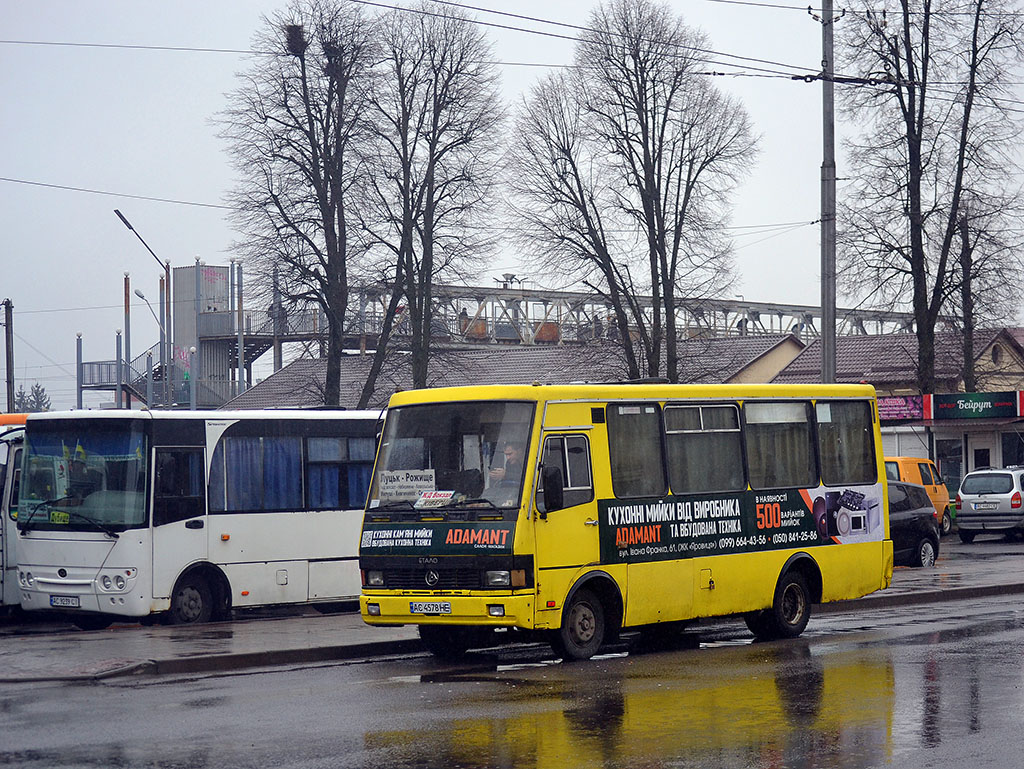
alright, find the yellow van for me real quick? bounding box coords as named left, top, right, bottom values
left=884, top=456, right=953, bottom=535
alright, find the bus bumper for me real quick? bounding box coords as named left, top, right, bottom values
left=360, top=592, right=536, bottom=628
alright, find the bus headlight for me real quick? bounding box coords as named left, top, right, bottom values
left=24, top=572, right=34, bottom=587
left=114, top=575, right=126, bottom=590
left=101, top=575, right=112, bottom=590
left=485, top=570, right=510, bottom=587
left=365, top=570, right=385, bottom=587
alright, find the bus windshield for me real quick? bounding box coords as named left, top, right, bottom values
left=19, top=419, right=148, bottom=532
left=368, top=400, right=534, bottom=517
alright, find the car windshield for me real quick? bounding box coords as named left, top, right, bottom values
left=368, top=400, right=534, bottom=520
left=961, top=473, right=1014, bottom=495
left=18, top=419, right=148, bottom=532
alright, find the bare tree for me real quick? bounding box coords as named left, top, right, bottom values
left=508, top=71, right=647, bottom=379
left=358, top=3, right=502, bottom=398
left=221, top=0, right=377, bottom=406
left=509, top=0, right=757, bottom=382
left=838, top=0, right=1024, bottom=392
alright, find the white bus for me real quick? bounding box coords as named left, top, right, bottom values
left=0, top=416, right=27, bottom=612
left=16, top=409, right=380, bottom=629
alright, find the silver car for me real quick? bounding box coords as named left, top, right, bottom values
left=955, top=467, right=1024, bottom=543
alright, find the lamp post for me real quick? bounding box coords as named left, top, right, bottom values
left=116, top=210, right=172, bottom=406
left=134, top=288, right=166, bottom=408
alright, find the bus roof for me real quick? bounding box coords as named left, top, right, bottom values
left=26, top=408, right=383, bottom=424
left=386, top=382, right=878, bottom=407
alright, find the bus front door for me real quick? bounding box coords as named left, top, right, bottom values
left=151, top=448, right=208, bottom=602
left=533, top=433, right=601, bottom=617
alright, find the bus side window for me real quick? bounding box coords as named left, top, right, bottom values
left=607, top=404, right=666, bottom=498
left=816, top=401, right=876, bottom=485
left=744, top=402, right=817, bottom=490
left=665, top=404, right=744, bottom=493
left=537, top=435, right=593, bottom=513
left=153, top=448, right=205, bottom=526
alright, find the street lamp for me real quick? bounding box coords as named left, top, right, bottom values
left=116, top=210, right=172, bottom=406
left=134, top=288, right=166, bottom=407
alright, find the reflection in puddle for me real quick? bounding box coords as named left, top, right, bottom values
left=370, top=642, right=895, bottom=768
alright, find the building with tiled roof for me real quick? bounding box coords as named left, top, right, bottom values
left=772, top=329, right=1024, bottom=394
left=224, top=334, right=804, bottom=410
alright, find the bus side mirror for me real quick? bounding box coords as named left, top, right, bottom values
left=541, top=465, right=564, bottom=519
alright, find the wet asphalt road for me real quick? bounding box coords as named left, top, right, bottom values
left=3, top=592, right=1024, bottom=768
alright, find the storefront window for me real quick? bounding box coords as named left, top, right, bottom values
left=1001, top=432, right=1024, bottom=469
left=935, top=438, right=963, bottom=497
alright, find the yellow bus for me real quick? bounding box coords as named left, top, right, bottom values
left=359, top=383, right=893, bottom=660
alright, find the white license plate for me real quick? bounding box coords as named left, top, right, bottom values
left=410, top=601, right=451, bottom=615
left=975, top=502, right=998, bottom=510
left=50, top=595, right=80, bottom=608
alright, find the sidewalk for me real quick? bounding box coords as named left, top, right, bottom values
left=3, top=536, right=1023, bottom=683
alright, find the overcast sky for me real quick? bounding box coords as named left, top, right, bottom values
left=2, top=0, right=834, bottom=409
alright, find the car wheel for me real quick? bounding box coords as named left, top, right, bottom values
left=941, top=508, right=952, bottom=536
left=913, top=536, right=938, bottom=567
left=959, top=530, right=976, bottom=544
left=551, top=588, right=605, bottom=661
left=167, top=574, right=213, bottom=625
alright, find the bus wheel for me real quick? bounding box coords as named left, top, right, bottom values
left=168, top=574, right=213, bottom=625
left=768, top=571, right=811, bottom=639
left=744, top=611, right=773, bottom=640
left=419, top=625, right=473, bottom=660
left=552, top=589, right=605, bottom=661
left=72, top=614, right=114, bottom=631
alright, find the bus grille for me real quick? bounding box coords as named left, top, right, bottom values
left=385, top=568, right=481, bottom=590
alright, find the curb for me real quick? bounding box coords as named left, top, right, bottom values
left=7, top=581, right=1024, bottom=683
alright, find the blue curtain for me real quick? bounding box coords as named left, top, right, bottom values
left=347, top=464, right=372, bottom=508
left=263, top=437, right=302, bottom=510
left=226, top=438, right=262, bottom=511
left=308, top=465, right=340, bottom=510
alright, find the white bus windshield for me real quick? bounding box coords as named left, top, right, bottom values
left=369, top=401, right=534, bottom=517
left=19, top=420, right=148, bottom=533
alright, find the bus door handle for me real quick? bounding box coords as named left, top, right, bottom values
left=185, top=519, right=205, bottom=530
left=584, top=519, right=599, bottom=526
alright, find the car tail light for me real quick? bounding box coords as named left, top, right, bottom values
left=1012, top=492, right=1022, bottom=509
left=955, top=494, right=962, bottom=511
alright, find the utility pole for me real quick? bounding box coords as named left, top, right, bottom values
left=2, top=299, right=13, bottom=411
left=817, top=0, right=838, bottom=383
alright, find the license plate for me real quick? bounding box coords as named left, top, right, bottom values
left=50, top=595, right=80, bottom=608
left=975, top=502, right=998, bottom=510
left=410, top=601, right=451, bottom=615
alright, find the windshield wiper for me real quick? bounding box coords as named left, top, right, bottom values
left=67, top=511, right=120, bottom=539
left=452, top=497, right=504, bottom=512
left=373, top=501, right=417, bottom=512
left=17, top=496, right=74, bottom=533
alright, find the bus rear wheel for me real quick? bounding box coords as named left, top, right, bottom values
left=747, top=571, right=811, bottom=641
left=167, top=574, right=213, bottom=625
left=552, top=588, right=605, bottom=661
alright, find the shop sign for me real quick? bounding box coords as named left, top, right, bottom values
left=932, top=391, right=1018, bottom=419
left=877, top=395, right=923, bottom=420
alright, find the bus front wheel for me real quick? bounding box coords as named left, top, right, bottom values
left=167, top=574, right=213, bottom=625
left=552, top=588, right=605, bottom=661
